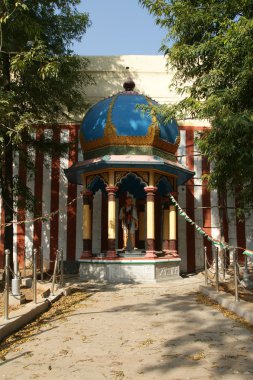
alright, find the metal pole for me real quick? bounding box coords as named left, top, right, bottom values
left=40, top=247, right=44, bottom=281
left=234, top=248, right=239, bottom=302
left=60, top=248, right=64, bottom=287
left=51, top=250, right=59, bottom=296
left=222, top=248, right=226, bottom=281
left=12, top=243, right=20, bottom=296
left=4, top=249, right=10, bottom=320
left=215, top=247, right=219, bottom=292
left=23, top=247, right=26, bottom=279
left=204, top=246, right=208, bottom=285
left=33, top=248, right=37, bottom=304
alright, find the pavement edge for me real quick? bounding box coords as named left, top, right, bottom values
left=0, top=286, right=72, bottom=342
left=199, top=285, right=253, bottom=325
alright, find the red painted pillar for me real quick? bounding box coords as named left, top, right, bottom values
left=137, top=200, right=145, bottom=250
left=101, top=192, right=108, bottom=253
left=17, top=147, right=27, bottom=268
left=66, top=125, right=78, bottom=261
left=80, top=190, right=93, bottom=259
left=186, top=129, right=195, bottom=272
left=162, top=197, right=170, bottom=254
left=202, top=156, right=212, bottom=262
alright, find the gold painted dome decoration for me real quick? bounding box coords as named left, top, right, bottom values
left=80, top=79, right=180, bottom=161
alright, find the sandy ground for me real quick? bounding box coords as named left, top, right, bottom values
left=0, top=274, right=253, bottom=380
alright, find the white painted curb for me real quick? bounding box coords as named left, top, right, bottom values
left=0, top=286, right=72, bottom=342
left=199, top=285, right=253, bottom=325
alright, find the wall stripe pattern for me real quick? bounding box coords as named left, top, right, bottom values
left=0, top=124, right=252, bottom=272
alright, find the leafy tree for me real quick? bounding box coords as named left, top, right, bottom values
left=139, top=0, right=253, bottom=226
left=0, top=0, right=92, bottom=261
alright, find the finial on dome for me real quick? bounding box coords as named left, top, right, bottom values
left=123, top=77, right=135, bottom=91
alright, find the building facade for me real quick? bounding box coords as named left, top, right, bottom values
left=0, top=55, right=252, bottom=273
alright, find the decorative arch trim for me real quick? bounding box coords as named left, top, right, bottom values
left=86, top=172, right=109, bottom=192
left=115, top=171, right=149, bottom=187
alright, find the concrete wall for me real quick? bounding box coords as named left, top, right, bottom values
left=83, top=55, right=184, bottom=106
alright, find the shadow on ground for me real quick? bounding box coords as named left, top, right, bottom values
left=84, top=284, right=253, bottom=378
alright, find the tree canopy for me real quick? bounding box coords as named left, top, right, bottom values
left=139, top=0, right=253, bottom=216
left=0, top=0, right=92, bottom=254
left=1, top=0, right=91, bottom=138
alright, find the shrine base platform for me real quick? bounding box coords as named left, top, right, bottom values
left=79, top=255, right=181, bottom=283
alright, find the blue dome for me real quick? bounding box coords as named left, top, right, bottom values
left=81, top=93, right=179, bottom=143
left=82, top=94, right=153, bottom=141
left=80, top=85, right=180, bottom=160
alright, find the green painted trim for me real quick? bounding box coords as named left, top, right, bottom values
left=79, top=259, right=181, bottom=265
left=83, top=145, right=176, bottom=162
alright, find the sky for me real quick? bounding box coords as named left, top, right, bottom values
left=72, top=0, right=167, bottom=56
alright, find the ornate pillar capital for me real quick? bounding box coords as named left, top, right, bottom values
left=105, top=186, right=118, bottom=194
left=144, top=186, right=158, bottom=194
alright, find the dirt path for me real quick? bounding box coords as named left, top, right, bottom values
left=0, top=275, right=253, bottom=380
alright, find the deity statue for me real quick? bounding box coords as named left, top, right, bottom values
left=119, top=196, right=138, bottom=251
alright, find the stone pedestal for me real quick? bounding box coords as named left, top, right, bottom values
left=21, top=277, right=33, bottom=287
left=9, top=293, right=26, bottom=306
left=79, top=257, right=181, bottom=283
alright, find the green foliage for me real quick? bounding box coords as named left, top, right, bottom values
left=139, top=0, right=253, bottom=215
left=0, top=0, right=92, bottom=213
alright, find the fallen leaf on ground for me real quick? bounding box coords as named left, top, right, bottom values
left=187, top=351, right=206, bottom=361
left=111, top=370, right=125, bottom=380
left=138, top=338, right=154, bottom=348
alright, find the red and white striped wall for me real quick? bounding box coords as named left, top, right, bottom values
left=177, top=124, right=253, bottom=272
left=0, top=124, right=252, bottom=272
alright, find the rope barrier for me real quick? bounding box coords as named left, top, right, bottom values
left=9, top=266, right=22, bottom=280
left=1, top=190, right=252, bottom=258
left=0, top=192, right=83, bottom=228
left=169, top=194, right=253, bottom=257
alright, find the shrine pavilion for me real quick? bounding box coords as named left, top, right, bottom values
left=65, top=78, right=194, bottom=282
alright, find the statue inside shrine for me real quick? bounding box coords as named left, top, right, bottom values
left=119, top=196, right=138, bottom=251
